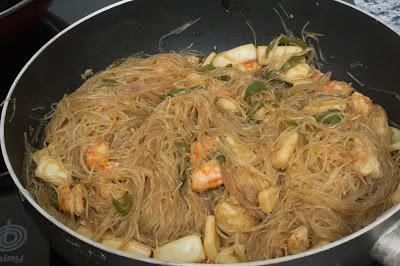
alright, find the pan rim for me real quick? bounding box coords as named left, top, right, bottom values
left=1, top=0, right=399, bottom=265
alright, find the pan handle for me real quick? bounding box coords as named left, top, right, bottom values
left=371, top=219, right=400, bottom=266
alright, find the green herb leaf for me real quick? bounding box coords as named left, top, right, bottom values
left=286, top=120, right=299, bottom=127
left=263, top=69, right=278, bottom=80
left=245, top=81, right=266, bottom=97
left=175, top=142, right=190, bottom=152
left=167, top=87, right=191, bottom=97
left=265, top=36, right=280, bottom=60
left=179, top=172, right=187, bottom=183
left=263, top=35, right=309, bottom=81
left=216, top=75, right=231, bottom=82
left=278, top=36, right=308, bottom=49
left=263, top=55, right=305, bottom=81
left=109, top=58, right=125, bottom=68
left=281, top=55, right=305, bottom=72
left=102, top=78, right=120, bottom=85
left=112, top=192, right=133, bottom=216
left=167, top=86, right=201, bottom=97
left=199, top=64, right=216, bottom=72
left=207, top=151, right=225, bottom=163
left=271, top=102, right=280, bottom=108
left=349, top=62, right=364, bottom=69
left=314, top=109, right=343, bottom=125
left=245, top=100, right=265, bottom=118
left=215, top=153, right=226, bottom=163
left=265, top=35, right=308, bottom=61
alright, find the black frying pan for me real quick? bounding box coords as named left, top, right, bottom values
left=2, top=0, right=400, bottom=265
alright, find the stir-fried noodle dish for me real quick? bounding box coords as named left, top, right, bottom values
left=25, top=34, right=400, bottom=263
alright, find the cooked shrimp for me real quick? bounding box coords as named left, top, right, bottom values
left=191, top=136, right=219, bottom=164
left=191, top=159, right=223, bottom=192
left=85, top=141, right=112, bottom=171
left=58, top=181, right=85, bottom=216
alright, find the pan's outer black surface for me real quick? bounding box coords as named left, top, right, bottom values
left=2, top=0, right=400, bottom=265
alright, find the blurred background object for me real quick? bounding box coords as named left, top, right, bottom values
left=0, top=0, right=397, bottom=265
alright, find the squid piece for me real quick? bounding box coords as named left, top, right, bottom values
left=256, top=45, right=268, bottom=66
left=203, top=215, right=221, bottom=261
left=101, top=235, right=152, bottom=258
left=214, top=197, right=256, bottom=233
left=257, top=45, right=302, bottom=69
left=271, top=130, right=299, bottom=170
left=369, top=106, right=391, bottom=143
left=389, top=127, right=400, bottom=152
left=303, top=99, right=346, bottom=114
left=191, top=159, right=223, bottom=192
left=313, top=239, right=331, bottom=249
left=257, top=45, right=312, bottom=83
left=350, top=92, right=372, bottom=116
left=214, top=246, right=240, bottom=264
left=253, top=105, right=276, bottom=123
left=288, top=225, right=310, bottom=255
left=76, top=225, right=94, bottom=240
left=33, top=147, right=84, bottom=215
left=202, top=52, right=216, bottom=66
left=235, top=167, right=270, bottom=204
left=216, top=98, right=240, bottom=113
left=223, top=136, right=256, bottom=163
left=85, top=141, right=112, bottom=171
left=257, top=186, right=281, bottom=214
left=212, top=44, right=256, bottom=67
left=236, top=60, right=260, bottom=72
left=391, top=183, right=400, bottom=204
left=186, top=73, right=208, bottom=87
left=352, top=137, right=382, bottom=178
left=154, top=235, right=206, bottom=263
left=58, top=182, right=85, bottom=216
left=319, top=80, right=353, bottom=97
left=32, top=148, right=71, bottom=186
left=185, top=55, right=200, bottom=65
left=279, top=63, right=312, bottom=84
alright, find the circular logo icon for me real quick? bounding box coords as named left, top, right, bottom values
left=0, top=220, right=27, bottom=252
